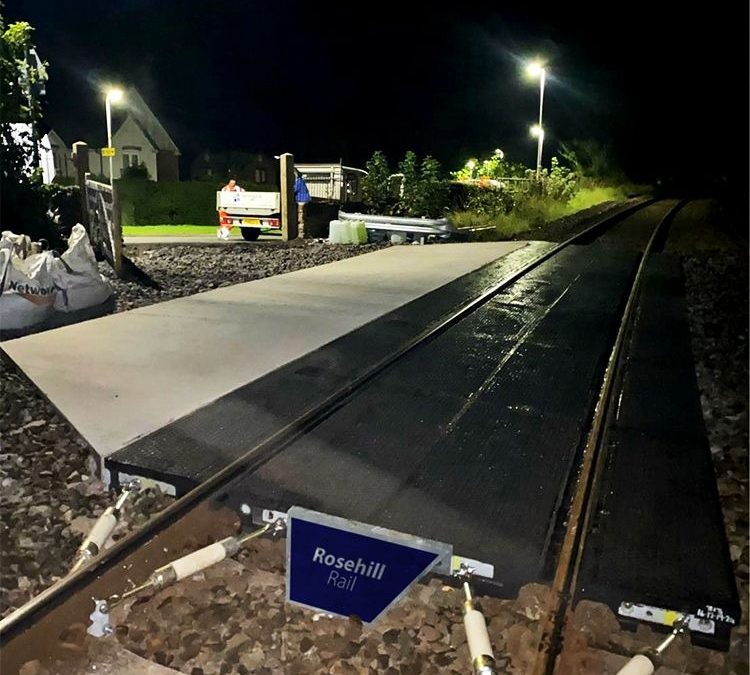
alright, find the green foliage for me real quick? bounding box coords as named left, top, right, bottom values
left=559, top=139, right=620, bottom=182
left=452, top=151, right=527, bottom=182
left=450, top=146, right=634, bottom=241
left=118, top=180, right=275, bottom=226
left=363, top=150, right=449, bottom=218
left=396, top=150, right=419, bottom=216
left=0, top=20, right=47, bottom=125
left=121, top=163, right=150, bottom=180
left=415, top=155, right=449, bottom=218
left=361, top=151, right=392, bottom=214
left=118, top=181, right=215, bottom=226
left=43, top=183, right=82, bottom=237
left=0, top=18, right=60, bottom=243
left=461, top=184, right=515, bottom=217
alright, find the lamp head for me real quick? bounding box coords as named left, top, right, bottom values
left=530, top=124, right=544, bottom=138
left=106, top=88, right=124, bottom=103
left=525, top=60, right=546, bottom=79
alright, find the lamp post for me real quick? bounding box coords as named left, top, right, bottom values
left=530, top=124, right=545, bottom=179
left=104, top=88, right=123, bottom=186
left=525, top=61, right=546, bottom=179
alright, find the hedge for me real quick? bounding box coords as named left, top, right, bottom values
left=118, top=180, right=275, bottom=226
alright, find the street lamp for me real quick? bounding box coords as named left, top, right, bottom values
left=530, top=124, right=545, bottom=179
left=525, top=60, right=546, bottom=179
left=104, top=88, right=123, bottom=186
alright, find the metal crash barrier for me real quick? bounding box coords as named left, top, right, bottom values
left=338, top=210, right=457, bottom=243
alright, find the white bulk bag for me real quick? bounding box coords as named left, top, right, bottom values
left=0, top=231, right=33, bottom=259
left=0, top=247, right=57, bottom=331
left=51, top=224, right=113, bottom=312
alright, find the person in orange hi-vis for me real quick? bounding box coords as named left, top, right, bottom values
left=217, top=178, right=244, bottom=240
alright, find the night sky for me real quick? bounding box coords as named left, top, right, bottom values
left=4, top=0, right=748, bottom=184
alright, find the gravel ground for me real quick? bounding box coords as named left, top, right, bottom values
left=3, top=205, right=747, bottom=674
left=106, top=241, right=385, bottom=312
left=111, top=537, right=543, bottom=675
left=0, top=354, right=175, bottom=619
left=683, top=252, right=749, bottom=671
left=0, top=241, right=383, bottom=621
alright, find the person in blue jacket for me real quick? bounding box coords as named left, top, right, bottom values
left=294, top=170, right=311, bottom=238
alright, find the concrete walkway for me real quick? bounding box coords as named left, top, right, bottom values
left=2, top=242, right=525, bottom=462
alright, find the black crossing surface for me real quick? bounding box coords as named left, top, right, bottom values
left=224, top=244, right=639, bottom=595
left=576, top=255, right=741, bottom=649
left=106, top=243, right=554, bottom=492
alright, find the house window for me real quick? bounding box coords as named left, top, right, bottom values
left=123, top=152, right=140, bottom=168
left=254, top=168, right=267, bottom=184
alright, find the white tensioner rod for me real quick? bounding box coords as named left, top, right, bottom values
left=463, top=582, right=497, bottom=675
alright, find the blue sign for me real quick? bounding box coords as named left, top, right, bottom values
left=286, top=506, right=452, bottom=623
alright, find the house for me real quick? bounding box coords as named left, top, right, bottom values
left=41, top=128, right=76, bottom=182
left=51, top=87, right=181, bottom=182
left=90, top=87, right=180, bottom=182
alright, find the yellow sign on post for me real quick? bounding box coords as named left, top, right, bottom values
left=101, top=147, right=116, bottom=157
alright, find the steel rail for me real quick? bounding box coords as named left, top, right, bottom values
left=0, top=197, right=655, bottom=641
left=530, top=199, right=687, bottom=675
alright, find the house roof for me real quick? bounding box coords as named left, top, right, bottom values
left=48, top=87, right=180, bottom=155
left=113, top=114, right=160, bottom=152
left=120, top=87, right=180, bottom=154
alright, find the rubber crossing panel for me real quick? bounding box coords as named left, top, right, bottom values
left=226, top=244, right=639, bottom=595
left=576, top=255, right=740, bottom=649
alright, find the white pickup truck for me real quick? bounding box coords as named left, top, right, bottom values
left=216, top=191, right=281, bottom=241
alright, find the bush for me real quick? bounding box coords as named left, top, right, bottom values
left=44, top=183, right=82, bottom=237
left=396, top=151, right=419, bottom=216
left=118, top=180, right=275, bottom=226
left=415, top=155, right=449, bottom=218
left=567, top=185, right=627, bottom=211
left=121, top=163, right=150, bottom=180
left=364, top=150, right=450, bottom=218
left=461, top=183, right=515, bottom=217
left=361, top=151, right=393, bottom=215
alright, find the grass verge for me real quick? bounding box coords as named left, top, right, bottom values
left=123, top=225, right=236, bottom=237
left=451, top=184, right=636, bottom=240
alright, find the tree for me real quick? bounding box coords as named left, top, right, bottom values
left=0, top=18, right=58, bottom=242
left=361, top=151, right=392, bottom=215
left=397, top=150, right=419, bottom=216
left=416, top=155, right=449, bottom=217
left=559, top=139, right=619, bottom=182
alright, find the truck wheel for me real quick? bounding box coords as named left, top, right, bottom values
left=241, top=228, right=261, bottom=241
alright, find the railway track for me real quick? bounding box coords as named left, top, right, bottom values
left=1, top=198, right=739, bottom=674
